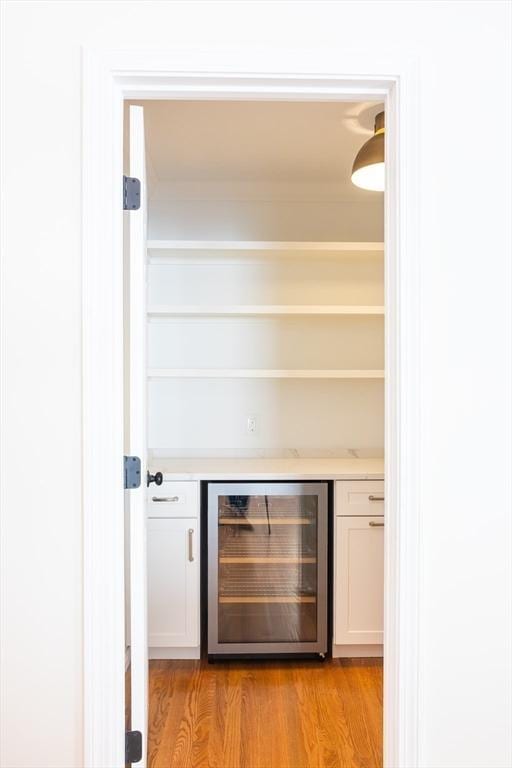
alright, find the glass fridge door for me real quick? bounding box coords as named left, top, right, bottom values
left=208, top=482, right=328, bottom=655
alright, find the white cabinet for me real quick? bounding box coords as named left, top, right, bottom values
left=147, top=481, right=200, bottom=652
left=334, top=480, right=384, bottom=647
left=335, top=516, right=384, bottom=645
left=147, top=517, right=199, bottom=648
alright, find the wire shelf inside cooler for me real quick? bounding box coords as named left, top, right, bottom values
left=218, top=562, right=317, bottom=602
left=218, top=494, right=318, bottom=521
left=218, top=527, right=316, bottom=561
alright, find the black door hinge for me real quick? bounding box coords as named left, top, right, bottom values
left=124, top=456, right=141, bottom=489
left=123, top=175, right=141, bottom=210
left=125, top=730, right=142, bottom=764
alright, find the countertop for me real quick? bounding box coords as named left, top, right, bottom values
left=149, top=457, right=384, bottom=481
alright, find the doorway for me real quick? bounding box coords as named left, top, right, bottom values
left=82, top=57, right=422, bottom=765
left=125, top=97, right=384, bottom=766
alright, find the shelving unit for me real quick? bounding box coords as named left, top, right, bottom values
left=147, top=239, right=384, bottom=459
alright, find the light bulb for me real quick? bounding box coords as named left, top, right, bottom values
left=351, top=161, right=385, bottom=192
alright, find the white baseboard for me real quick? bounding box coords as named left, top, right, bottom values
left=149, top=646, right=201, bottom=660
left=332, top=644, right=383, bottom=658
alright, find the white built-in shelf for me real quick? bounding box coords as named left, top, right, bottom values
left=147, top=240, right=384, bottom=264
left=148, top=304, right=385, bottom=317
left=147, top=240, right=384, bottom=252
left=148, top=368, right=384, bottom=379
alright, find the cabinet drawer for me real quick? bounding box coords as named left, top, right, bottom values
left=147, top=481, right=199, bottom=518
left=336, top=480, right=384, bottom=517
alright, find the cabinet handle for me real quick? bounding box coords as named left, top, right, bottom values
left=369, top=520, right=384, bottom=527
left=368, top=495, right=384, bottom=501
left=152, top=495, right=179, bottom=503
left=188, top=528, right=194, bottom=562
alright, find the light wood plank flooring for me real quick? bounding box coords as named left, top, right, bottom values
left=148, top=658, right=382, bottom=768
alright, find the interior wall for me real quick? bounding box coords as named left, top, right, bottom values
left=149, top=378, right=384, bottom=459
left=1, top=3, right=510, bottom=768
left=148, top=198, right=384, bottom=241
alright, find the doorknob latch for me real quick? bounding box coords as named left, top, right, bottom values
left=147, top=470, right=163, bottom=487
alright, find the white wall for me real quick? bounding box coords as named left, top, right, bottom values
left=149, top=377, right=384, bottom=459
left=149, top=198, right=384, bottom=241
left=1, top=2, right=510, bottom=768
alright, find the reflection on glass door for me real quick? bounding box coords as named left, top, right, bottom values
left=207, top=483, right=328, bottom=656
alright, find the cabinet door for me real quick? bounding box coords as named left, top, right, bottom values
left=335, top=516, right=384, bottom=645
left=147, top=517, right=199, bottom=647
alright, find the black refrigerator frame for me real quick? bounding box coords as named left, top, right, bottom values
left=204, top=480, right=331, bottom=660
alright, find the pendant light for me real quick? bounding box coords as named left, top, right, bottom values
left=351, top=111, right=385, bottom=191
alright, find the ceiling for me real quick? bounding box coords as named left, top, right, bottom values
left=137, top=100, right=384, bottom=200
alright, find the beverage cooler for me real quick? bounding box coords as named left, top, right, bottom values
left=207, top=482, right=328, bottom=658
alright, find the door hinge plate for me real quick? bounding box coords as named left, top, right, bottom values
left=125, top=730, right=142, bottom=764
left=123, top=175, right=141, bottom=210
left=124, top=456, right=141, bottom=489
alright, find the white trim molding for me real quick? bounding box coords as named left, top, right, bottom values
left=82, top=49, right=421, bottom=768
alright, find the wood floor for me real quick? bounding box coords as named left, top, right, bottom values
left=148, top=658, right=382, bottom=768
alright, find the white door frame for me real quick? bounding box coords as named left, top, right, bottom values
left=82, top=49, right=421, bottom=768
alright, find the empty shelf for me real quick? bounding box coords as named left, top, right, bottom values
left=148, top=368, right=385, bottom=379
left=147, top=240, right=383, bottom=252
left=148, top=304, right=384, bottom=317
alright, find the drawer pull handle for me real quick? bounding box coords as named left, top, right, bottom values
left=369, top=520, right=384, bottom=527
left=152, top=496, right=180, bottom=503
left=188, top=528, right=194, bottom=562
left=369, top=495, right=384, bottom=501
